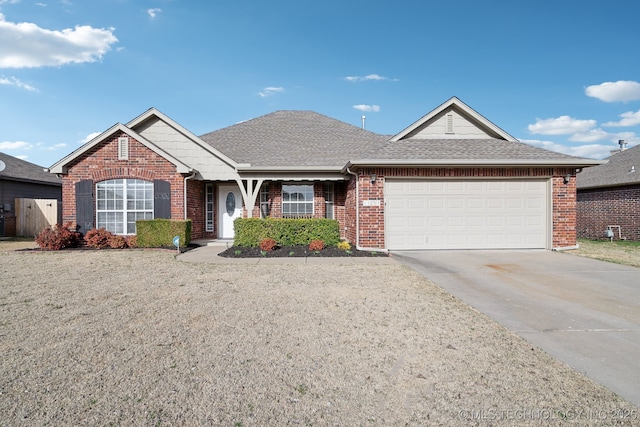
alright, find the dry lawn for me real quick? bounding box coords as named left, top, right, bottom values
left=1, top=247, right=638, bottom=426
left=566, top=239, right=640, bottom=268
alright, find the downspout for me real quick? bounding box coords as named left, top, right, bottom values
left=183, top=171, right=196, bottom=220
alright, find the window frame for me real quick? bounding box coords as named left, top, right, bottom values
left=282, top=183, right=314, bottom=218
left=96, top=178, right=153, bottom=235
left=324, top=183, right=334, bottom=219
left=205, top=183, right=214, bottom=232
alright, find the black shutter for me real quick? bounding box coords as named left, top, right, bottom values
left=75, top=179, right=94, bottom=233
left=154, top=180, right=171, bottom=219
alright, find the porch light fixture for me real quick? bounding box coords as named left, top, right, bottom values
left=370, top=173, right=377, bottom=184
left=563, top=173, right=571, bottom=184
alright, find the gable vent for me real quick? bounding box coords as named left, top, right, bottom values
left=445, top=113, right=454, bottom=134
left=118, top=137, right=129, bottom=160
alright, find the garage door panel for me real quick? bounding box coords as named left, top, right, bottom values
left=385, top=179, right=548, bottom=250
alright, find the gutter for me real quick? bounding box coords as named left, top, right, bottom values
left=342, top=158, right=604, bottom=172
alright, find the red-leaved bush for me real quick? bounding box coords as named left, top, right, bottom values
left=309, top=239, right=325, bottom=251
left=35, top=222, right=81, bottom=250
left=108, top=234, right=128, bottom=249
left=125, top=235, right=138, bottom=248
left=84, top=228, right=114, bottom=249
left=259, top=238, right=277, bottom=251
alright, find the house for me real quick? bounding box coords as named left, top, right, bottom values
left=48, top=97, right=600, bottom=250
left=577, top=142, right=640, bottom=241
left=0, top=152, right=62, bottom=237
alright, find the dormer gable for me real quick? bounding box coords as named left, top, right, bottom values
left=389, top=96, right=517, bottom=142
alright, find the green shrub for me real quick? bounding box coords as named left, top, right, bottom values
left=136, top=219, right=192, bottom=248
left=234, top=218, right=340, bottom=247
left=35, top=222, right=81, bottom=250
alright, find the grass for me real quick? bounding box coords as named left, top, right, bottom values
left=568, top=238, right=640, bottom=268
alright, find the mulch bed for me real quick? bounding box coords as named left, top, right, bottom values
left=218, top=244, right=389, bottom=258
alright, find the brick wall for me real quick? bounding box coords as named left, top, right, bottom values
left=577, top=185, right=640, bottom=241
left=251, top=181, right=348, bottom=239
left=62, top=132, right=184, bottom=231
left=343, top=167, right=578, bottom=249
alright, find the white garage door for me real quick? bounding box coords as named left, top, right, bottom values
left=385, top=179, right=548, bottom=250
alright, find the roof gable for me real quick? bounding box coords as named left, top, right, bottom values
left=127, top=108, right=238, bottom=169
left=390, top=96, right=517, bottom=142
left=577, top=144, right=640, bottom=189
left=48, top=122, right=192, bottom=174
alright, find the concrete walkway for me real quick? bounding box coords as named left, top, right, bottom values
left=393, top=250, right=640, bottom=408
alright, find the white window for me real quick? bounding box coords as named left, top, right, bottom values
left=260, top=183, right=270, bottom=218
left=324, top=183, right=334, bottom=219
left=118, top=137, right=129, bottom=160
left=205, top=183, right=214, bottom=232
left=96, top=179, right=153, bottom=234
left=282, top=184, right=313, bottom=217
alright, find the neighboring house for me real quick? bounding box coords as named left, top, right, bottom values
left=0, top=152, right=62, bottom=237
left=577, top=143, right=640, bottom=241
left=49, top=97, right=600, bottom=250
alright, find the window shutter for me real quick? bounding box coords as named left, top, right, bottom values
left=153, top=180, right=171, bottom=219
left=75, top=179, right=94, bottom=233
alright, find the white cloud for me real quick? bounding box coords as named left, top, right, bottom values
left=353, top=104, right=380, bottom=113
left=568, top=128, right=611, bottom=143
left=0, top=74, right=37, bottom=91
left=522, top=138, right=614, bottom=159
left=258, top=86, right=284, bottom=97
left=147, top=8, right=161, bottom=19
left=344, top=74, right=397, bottom=82
left=0, top=13, right=118, bottom=68
left=603, top=110, right=640, bottom=127
left=0, top=140, right=31, bottom=150
left=528, top=115, right=596, bottom=135
left=0, top=0, right=21, bottom=4
left=585, top=80, right=640, bottom=102
left=79, top=132, right=100, bottom=144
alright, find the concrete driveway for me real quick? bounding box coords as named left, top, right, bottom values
left=393, top=250, right=640, bottom=408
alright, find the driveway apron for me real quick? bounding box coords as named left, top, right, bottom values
left=393, top=250, right=640, bottom=407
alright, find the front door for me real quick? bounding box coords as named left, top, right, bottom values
left=218, top=184, right=243, bottom=239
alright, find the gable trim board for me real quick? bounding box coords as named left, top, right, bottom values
left=49, top=98, right=602, bottom=249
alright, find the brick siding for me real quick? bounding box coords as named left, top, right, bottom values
left=343, top=167, right=578, bottom=249
left=577, top=185, right=640, bottom=241
left=61, top=132, right=184, bottom=232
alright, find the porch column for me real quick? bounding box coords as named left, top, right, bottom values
left=235, top=178, right=264, bottom=218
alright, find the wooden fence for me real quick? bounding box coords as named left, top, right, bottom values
left=15, top=198, right=59, bottom=237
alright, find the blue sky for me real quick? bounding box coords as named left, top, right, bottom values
left=1, top=0, right=639, bottom=168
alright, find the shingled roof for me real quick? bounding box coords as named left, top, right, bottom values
left=577, top=144, right=640, bottom=189
left=0, top=152, right=61, bottom=186
left=199, top=110, right=601, bottom=170
left=199, top=111, right=386, bottom=168
left=355, top=138, right=591, bottom=165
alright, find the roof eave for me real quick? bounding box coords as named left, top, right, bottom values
left=342, top=158, right=604, bottom=172
left=235, top=165, right=343, bottom=172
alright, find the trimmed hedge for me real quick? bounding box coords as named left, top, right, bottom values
left=234, top=218, right=340, bottom=247
left=136, top=219, right=192, bottom=248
